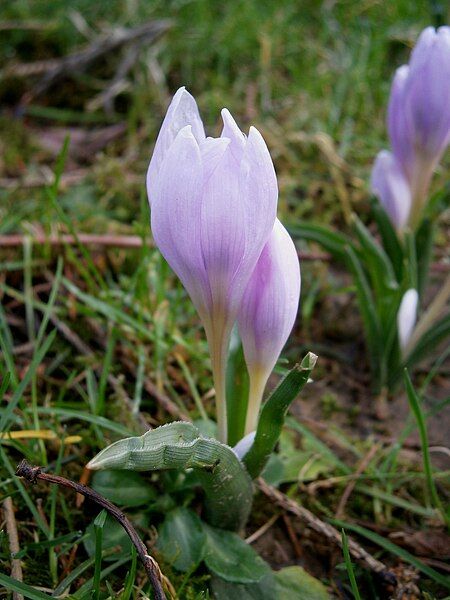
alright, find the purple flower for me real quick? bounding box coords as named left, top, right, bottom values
left=238, top=219, right=301, bottom=434
left=374, top=26, right=450, bottom=229
left=371, top=150, right=411, bottom=230
left=147, top=88, right=278, bottom=443
left=397, top=288, right=418, bottom=353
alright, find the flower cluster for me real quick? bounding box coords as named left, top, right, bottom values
left=372, top=27, right=450, bottom=231
left=147, top=88, right=300, bottom=443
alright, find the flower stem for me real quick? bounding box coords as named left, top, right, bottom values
left=409, top=159, right=434, bottom=230
left=205, top=316, right=230, bottom=444
left=244, top=369, right=268, bottom=435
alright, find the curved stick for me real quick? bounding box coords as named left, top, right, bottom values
left=15, top=459, right=167, bottom=600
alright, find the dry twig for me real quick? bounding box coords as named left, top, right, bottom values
left=335, top=442, right=381, bottom=519
left=2, top=496, right=24, bottom=600
left=257, top=477, right=397, bottom=586
left=16, top=459, right=169, bottom=600
left=4, top=20, right=171, bottom=103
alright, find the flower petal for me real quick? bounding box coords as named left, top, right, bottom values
left=147, top=87, right=205, bottom=204
left=388, top=66, right=415, bottom=178
left=405, top=26, right=450, bottom=159
left=200, top=136, right=230, bottom=182
left=200, top=143, right=247, bottom=316
left=230, top=126, right=278, bottom=299
left=371, top=150, right=411, bottom=230
left=221, top=108, right=246, bottom=163
left=151, top=125, right=210, bottom=316
left=233, top=431, right=256, bottom=460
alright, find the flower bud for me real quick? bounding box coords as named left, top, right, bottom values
left=371, top=150, right=411, bottom=230
left=238, top=219, right=301, bottom=434
left=385, top=26, right=450, bottom=228
left=397, top=289, right=419, bottom=353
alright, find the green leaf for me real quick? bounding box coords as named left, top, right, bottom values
left=244, top=353, right=317, bottom=479
left=370, top=197, right=404, bottom=281
left=274, top=566, right=331, bottom=599
left=204, top=524, right=270, bottom=584
left=352, top=215, right=398, bottom=297
left=404, top=230, right=418, bottom=291
left=404, top=371, right=446, bottom=522
left=289, top=222, right=352, bottom=260
left=88, top=421, right=253, bottom=531
left=271, top=430, right=332, bottom=484
left=210, top=573, right=276, bottom=599
left=351, top=216, right=400, bottom=352
left=32, top=407, right=132, bottom=436
left=91, top=470, right=156, bottom=507
left=84, top=512, right=149, bottom=561
left=211, top=567, right=330, bottom=600
left=344, top=245, right=383, bottom=390
left=157, top=507, right=206, bottom=572
left=226, top=328, right=250, bottom=446
left=414, top=218, right=435, bottom=300
left=261, top=453, right=287, bottom=486
left=0, top=574, right=54, bottom=599
left=286, top=418, right=351, bottom=474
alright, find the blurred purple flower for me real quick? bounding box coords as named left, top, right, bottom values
left=371, top=150, right=411, bottom=230
left=147, top=88, right=278, bottom=443
left=238, top=219, right=301, bottom=434
left=373, top=26, right=450, bottom=229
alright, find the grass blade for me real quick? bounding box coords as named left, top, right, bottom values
left=92, top=510, right=107, bottom=600
left=0, top=574, right=53, bottom=599
left=330, top=519, right=450, bottom=589
left=403, top=370, right=447, bottom=523
left=341, top=529, right=361, bottom=600
left=0, top=330, right=57, bottom=432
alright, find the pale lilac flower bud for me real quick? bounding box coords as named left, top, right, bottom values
left=371, top=150, right=411, bottom=230
left=238, top=219, right=301, bottom=434
left=386, top=26, right=450, bottom=227
left=147, top=88, right=278, bottom=442
left=397, top=289, right=419, bottom=353
left=233, top=431, right=256, bottom=460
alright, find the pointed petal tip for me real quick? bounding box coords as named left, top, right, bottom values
left=220, top=107, right=246, bottom=149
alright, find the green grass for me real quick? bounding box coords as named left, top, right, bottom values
left=1, top=0, right=449, bottom=597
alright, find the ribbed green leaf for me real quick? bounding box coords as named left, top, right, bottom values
left=88, top=421, right=253, bottom=530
